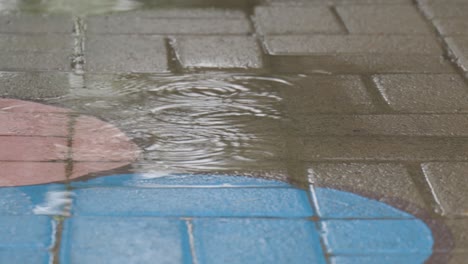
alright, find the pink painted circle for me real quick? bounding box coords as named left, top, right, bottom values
left=0, top=98, right=140, bottom=186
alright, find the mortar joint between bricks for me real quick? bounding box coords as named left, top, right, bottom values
left=71, top=16, right=85, bottom=75
left=329, top=5, right=349, bottom=34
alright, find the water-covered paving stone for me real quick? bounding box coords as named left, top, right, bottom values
left=62, top=174, right=434, bottom=263
left=0, top=174, right=435, bottom=263
left=0, top=98, right=139, bottom=186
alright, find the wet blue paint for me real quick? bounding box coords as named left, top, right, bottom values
left=0, top=174, right=434, bottom=263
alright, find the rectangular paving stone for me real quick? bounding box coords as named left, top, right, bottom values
left=434, top=19, right=468, bottom=35
left=0, top=250, right=49, bottom=264
left=0, top=112, right=68, bottom=136
left=192, top=219, right=325, bottom=264
left=270, top=54, right=454, bottom=74
left=321, top=219, right=432, bottom=254
left=443, top=219, right=468, bottom=252
left=0, top=14, right=73, bottom=34
left=330, top=255, right=432, bottom=264
left=282, top=75, right=375, bottom=113
left=0, top=71, right=71, bottom=99
left=302, top=136, right=468, bottom=161
left=0, top=34, right=73, bottom=53
left=253, top=6, right=343, bottom=35
left=336, top=5, right=432, bottom=34
left=373, top=74, right=468, bottom=113
left=0, top=136, right=67, bottom=161
left=173, top=36, right=262, bottom=69
left=0, top=184, right=65, bottom=215
left=421, top=4, right=468, bottom=18
left=107, top=8, right=247, bottom=18
left=70, top=172, right=291, bottom=188
left=60, top=217, right=189, bottom=264
left=0, top=216, right=52, bottom=248
left=0, top=162, right=66, bottom=187
left=446, top=37, right=468, bottom=71
left=291, top=114, right=468, bottom=136
left=84, top=35, right=168, bottom=73
left=72, top=187, right=313, bottom=217
left=86, top=15, right=250, bottom=35
left=264, top=35, right=442, bottom=55
left=71, top=116, right=138, bottom=162
left=308, top=163, right=428, bottom=215
left=422, top=162, right=468, bottom=216
left=0, top=52, right=70, bottom=71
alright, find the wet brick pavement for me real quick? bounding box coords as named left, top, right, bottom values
left=1, top=0, right=468, bottom=263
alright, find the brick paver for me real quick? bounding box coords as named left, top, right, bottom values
left=292, top=114, right=468, bottom=136
left=446, top=37, right=468, bottom=71
left=422, top=163, right=468, bottom=216
left=282, top=75, right=375, bottom=113
left=84, top=35, right=168, bottom=73
left=86, top=12, right=251, bottom=35
left=0, top=14, right=73, bottom=34
left=264, top=35, right=442, bottom=55
left=309, top=163, right=428, bottom=212
left=253, top=6, right=343, bottom=35
left=173, top=36, right=262, bottom=69
left=0, top=72, right=71, bottom=99
left=336, top=5, right=432, bottom=34
left=373, top=74, right=468, bottom=112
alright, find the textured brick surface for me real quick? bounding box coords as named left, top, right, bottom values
left=421, top=4, right=468, bottom=18
left=0, top=52, right=70, bottom=71
left=84, top=35, right=168, bottom=73
left=86, top=15, right=250, bottom=35
left=0, top=112, right=68, bottom=136
left=193, top=219, right=325, bottom=264
left=292, top=114, right=468, bottom=136
left=374, top=74, right=468, bottom=112
left=61, top=217, right=188, bottom=264
left=422, top=162, right=468, bottom=216
left=336, top=5, right=432, bottom=34
left=321, top=220, right=432, bottom=254
left=302, top=137, right=468, bottom=161
left=173, top=36, right=262, bottom=69
left=309, top=163, right=428, bottom=211
left=0, top=34, right=73, bottom=53
left=0, top=72, right=71, bottom=99
left=264, top=35, right=442, bottom=55
left=282, top=75, right=375, bottom=113
left=0, top=216, right=52, bottom=247
left=72, top=187, right=313, bottom=217
left=443, top=219, right=468, bottom=252
left=446, top=37, right=468, bottom=71
left=0, top=14, right=72, bottom=34
left=0, top=136, right=67, bottom=161
left=254, top=6, right=343, bottom=35
left=434, top=19, right=468, bottom=36
left=270, top=55, right=454, bottom=74
left=72, top=115, right=139, bottom=161
left=0, top=162, right=66, bottom=187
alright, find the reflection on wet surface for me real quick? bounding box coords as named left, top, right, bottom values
left=51, top=73, right=297, bottom=178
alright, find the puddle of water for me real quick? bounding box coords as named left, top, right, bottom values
left=49, top=73, right=295, bottom=178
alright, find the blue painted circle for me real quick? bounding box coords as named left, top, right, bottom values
left=0, top=174, right=434, bottom=264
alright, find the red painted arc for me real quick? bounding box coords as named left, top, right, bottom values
left=0, top=98, right=140, bottom=186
